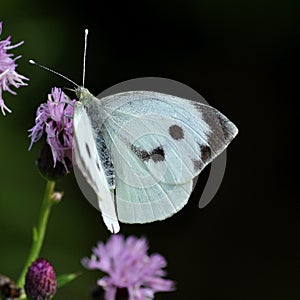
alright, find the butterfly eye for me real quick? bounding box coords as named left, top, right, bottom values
left=168, top=124, right=184, bottom=140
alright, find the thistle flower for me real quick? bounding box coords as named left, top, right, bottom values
left=0, top=21, right=28, bottom=115
left=28, top=87, right=76, bottom=172
left=24, top=258, right=57, bottom=300
left=82, top=235, right=175, bottom=300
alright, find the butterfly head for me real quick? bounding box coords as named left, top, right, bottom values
left=75, top=86, right=93, bottom=105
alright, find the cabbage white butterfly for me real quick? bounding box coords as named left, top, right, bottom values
left=30, top=30, right=238, bottom=233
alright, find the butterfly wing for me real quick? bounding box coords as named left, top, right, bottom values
left=73, top=101, right=120, bottom=233
left=96, top=91, right=238, bottom=223
left=109, top=128, right=194, bottom=222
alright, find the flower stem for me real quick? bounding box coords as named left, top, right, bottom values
left=17, top=180, right=56, bottom=288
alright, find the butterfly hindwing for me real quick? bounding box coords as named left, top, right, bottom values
left=116, top=176, right=193, bottom=223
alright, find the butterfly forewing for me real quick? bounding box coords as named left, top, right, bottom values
left=73, top=100, right=120, bottom=233
left=92, top=91, right=238, bottom=224
left=99, top=92, right=237, bottom=183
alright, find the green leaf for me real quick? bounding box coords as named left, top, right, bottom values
left=57, top=272, right=80, bottom=288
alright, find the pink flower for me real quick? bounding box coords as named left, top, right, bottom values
left=0, top=21, right=28, bottom=115
left=82, top=235, right=175, bottom=300
left=28, top=87, right=76, bottom=171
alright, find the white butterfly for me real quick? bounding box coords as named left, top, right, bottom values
left=73, top=87, right=238, bottom=233
left=30, top=30, right=238, bottom=234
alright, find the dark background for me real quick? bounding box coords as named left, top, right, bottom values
left=0, top=1, right=298, bottom=299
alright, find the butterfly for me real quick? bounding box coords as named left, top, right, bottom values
left=73, top=87, right=238, bottom=233
left=30, top=30, right=238, bottom=234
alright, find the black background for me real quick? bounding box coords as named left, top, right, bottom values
left=0, top=1, right=299, bottom=299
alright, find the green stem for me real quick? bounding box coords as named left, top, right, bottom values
left=17, top=180, right=56, bottom=288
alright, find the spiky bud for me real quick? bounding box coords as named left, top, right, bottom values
left=25, top=258, right=57, bottom=300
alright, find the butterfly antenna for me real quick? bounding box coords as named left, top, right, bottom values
left=29, top=59, right=79, bottom=88
left=82, top=29, right=88, bottom=87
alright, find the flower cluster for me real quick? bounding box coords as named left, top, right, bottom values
left=0, top=21, right=28, bottom=115
left=28, top=87, right=76, bottom=172
left=82, top=234, right=175, bottom=300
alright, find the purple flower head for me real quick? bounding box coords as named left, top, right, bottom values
left=0, top=21, right=29, bottom=115
left=25, top=258, right=57, bottom=300
left=82, top=235, right=175, bottom=300
left=28, top=87, right=76, bottom=172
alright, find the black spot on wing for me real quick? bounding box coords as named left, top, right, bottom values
left=85, top=143, right=91, bottom=158
left=199, top=144, right=211, bottom=163
left=96, top=160, right=100, bottom=171
left=130, top=145, right=149, bottom=161
left=151, top=147, right=165, bottom=162
left=131, top=145, right=165, bottom=163
left=169, top=124, right=184, bottom=140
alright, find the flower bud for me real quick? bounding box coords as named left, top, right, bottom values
left=25, top=258, right=57, bottom=300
